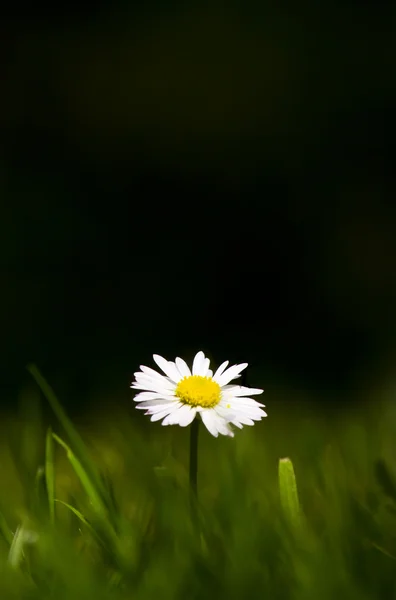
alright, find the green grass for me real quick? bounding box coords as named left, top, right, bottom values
left=1, top=367, right=396, bottom=599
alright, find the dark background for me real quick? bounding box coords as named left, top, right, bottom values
left=1, top=3, right=396, bottom=413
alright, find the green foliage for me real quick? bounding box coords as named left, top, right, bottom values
left=0, top=368, right=396, bottom=598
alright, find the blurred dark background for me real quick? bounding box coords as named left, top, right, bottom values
left=1, top=3, right=396, bottom=413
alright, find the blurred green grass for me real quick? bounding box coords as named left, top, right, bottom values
left=1, top=372, right=396, bottom=599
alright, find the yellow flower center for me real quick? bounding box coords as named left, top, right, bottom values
left=175, top=375, right=221, bottom=408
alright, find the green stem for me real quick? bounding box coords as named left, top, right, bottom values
left=189, top=417, right=199, bottom=501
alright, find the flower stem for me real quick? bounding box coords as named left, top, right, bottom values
left=189, top=417, right=199, bottom=502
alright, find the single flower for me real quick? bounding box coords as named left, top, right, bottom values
left=131, top=351, right=266, bottom=437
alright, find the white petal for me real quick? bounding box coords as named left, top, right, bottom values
left=192, top=351, right=206, bottom=375
left=134, top=372, right=173, bottom=385
left=153, top=355, right=182, bottom=383
left=139, top=365, right=165, bottom=380
left=133, top=370, right=173, bottom=384
left=226, top=399, right=267, bottom=418
left=161, top=410, right=181, bottom=426
left=221, top=396, right=266, bottom=409
left=201, top=357, right=211, bottom=377
left=215, top=363, right=248, bottom=386
left=136, top=400, right=178, bottom=411
left=236, top=407, right=267, bottom=419
left=150, top=403, right=182, bottom=422
left=131, top=383, right=165, bottom=393
left=139, top=366, right=177, bottom=388
left=133, top=391, right=169, bottom=402
left=132, top=379, right=176, bottom=394
left=178, top=406, right=197, bottom=427
left=207, top=369, right=213, bottom=378
left=134, top=372, right=176, bottom=390
left=214, top=405, right=234, bottom=419
left=215, top=398, right=267, bottom=424
left=161, top=405, right=186, bottom=426
left=213, top=360, right=229, bottom=380
left=221, top=399, right=265, bottom=411
left=231, top=416, right=255, bottom=426
left=200, top=410, right=234, bottom=437
left=215, top=417, right=234, bottom=437
left=150, top=412, right=170, bottom=422
left=237, top=405, right=267, bottom=417
left=175, top=357, right=191, bottom=378
left=200, top=410, right=219, bottom=437
left=162, top=404, right=197, bottom=427
left=222, top=385, right=264, bottom=396
left=135, top=397, right=176, bottom=406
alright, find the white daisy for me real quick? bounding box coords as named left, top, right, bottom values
left=131, top=351, right=266, bottom=437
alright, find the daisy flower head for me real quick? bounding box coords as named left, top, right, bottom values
left=131, top=351, right=266, bottom=437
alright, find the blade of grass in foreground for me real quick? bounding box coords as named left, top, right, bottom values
left=7, top=525, right=25, bottom=569
left=54, top=500, right=103, bottom=543
left=7, top=524, right=39, bottom=569
left=52, top=432, right=137, bottom=574
left=45, top=427, right=55, bottom=524
left=374, top=458, right=396, bottom=504
left=52, top=433, right=110, bottom=524
left=34, top=466, right=46, bottom=517
left=278, top=457, right=303, bottom=532
left=27, top=364, right=110, bottom=512
left=51, top=432, right=121, bottom=556
left=0, top=509, right=14, bottom=547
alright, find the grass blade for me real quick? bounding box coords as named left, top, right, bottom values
left=374, top=459, right=396, bottom=504
left=0, top=509, right=14, bottom=546
left=7, top=525, right=24, bottom=569
left=18, top=384, right=43, bottom=480
left=52, top=435, right=130, bottom=571
left=54, top=500, right=102, bottom=542
left=278, top=457, right=303, bottom=531
left=45, top=427, right=55, bottom=524
left=27, top=364, right=109, bottom=509
left=7, top=524, right=39, bottom=569
left=34, top=466, right=46, bottom=518
left=52, top=433, right=108, bottom=520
